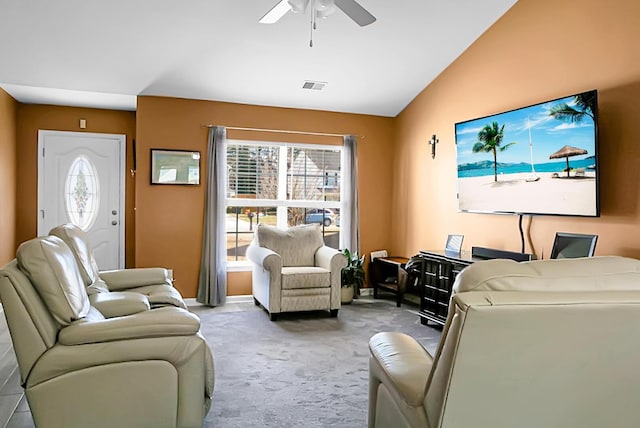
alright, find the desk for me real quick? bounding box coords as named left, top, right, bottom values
left=414, top=251, right=476, bottom=326
left=369, top=257, right=410, bottom=307
left=396, top=249, right=534, bottom=326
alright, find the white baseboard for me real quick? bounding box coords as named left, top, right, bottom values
left=226, top=295, right=254, bottom=303
left=185, top=295, right=254, bottom=307
left=187, top=291, right=370, bottom=306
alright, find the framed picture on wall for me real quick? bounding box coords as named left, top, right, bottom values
left=150, top=149, right=201, bottom=185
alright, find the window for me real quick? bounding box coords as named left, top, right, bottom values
left=226, top=141, right=342, bottom=263
left=64, top=155, right=99, bottom=231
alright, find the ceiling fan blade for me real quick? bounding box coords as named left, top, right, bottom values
left=259, top=0, right=292, bottom=24
left=334, top=0, right=376, bottom=26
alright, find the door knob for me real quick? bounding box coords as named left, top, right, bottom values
left=111, top=221, right=118, bottom=226
left=112, top=210, right=118, bottom=215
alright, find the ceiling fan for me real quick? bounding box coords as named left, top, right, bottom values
left=259, top=0, right=376, bottom=27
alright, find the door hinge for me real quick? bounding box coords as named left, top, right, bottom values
left=42, top=146, right=45, bottom=157
left=40, top=210, right=45, bottom=219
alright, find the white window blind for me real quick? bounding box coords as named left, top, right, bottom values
left=225, top=140, right=343, bottom=262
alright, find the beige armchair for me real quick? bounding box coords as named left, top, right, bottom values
left=0, top=235, right=214, bottom=428
left=246, top=224, right=347, bottom=321
left=50, top=223, right=186, bottom=312
left=368, top=256, right=640, bottom=428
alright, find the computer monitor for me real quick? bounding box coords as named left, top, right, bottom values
left=550, top=232, right=598, bottom=259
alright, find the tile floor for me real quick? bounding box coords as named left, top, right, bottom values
left=0, top=306, right=29, bottom=428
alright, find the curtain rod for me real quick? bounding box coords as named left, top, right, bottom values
left=202, top=124, right=363, bottom=139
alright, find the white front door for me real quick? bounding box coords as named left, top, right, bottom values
left=37, top=130, right=125, bottom=270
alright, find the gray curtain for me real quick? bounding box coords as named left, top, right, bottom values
left=341, top=135, right=360, bottom=253
left=197, top=126, right=227, bottom=306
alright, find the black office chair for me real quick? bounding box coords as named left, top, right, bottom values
left=550, top=232, right=598, bottom=259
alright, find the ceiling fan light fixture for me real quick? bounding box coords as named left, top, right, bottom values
left=316, top=0, right=335, bottom=11
left=314, top=0, right=336, bottom=19
left=288, top=0, right=309, bottom=13
left=316, top=7, right=336, bottom=19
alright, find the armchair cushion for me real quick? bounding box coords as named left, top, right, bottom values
left=49, top=223, right=101, bottom=285
left=255, top=223, right=323, bottom=266
left=17, top=235, right=90, bottom=325
left=281, top=267, right=330, bottom=289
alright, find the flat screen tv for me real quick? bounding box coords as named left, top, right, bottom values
left=455, top=89, right=599, bottom=217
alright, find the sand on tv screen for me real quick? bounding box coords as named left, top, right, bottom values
left=455, top=90, right=599, bottom=217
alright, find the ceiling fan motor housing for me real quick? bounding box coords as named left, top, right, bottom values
left=288, top=0, right=308, bottom=13
left=262, top=0, right=376, bottom=27
left=288, top=0, right=336, bottom=15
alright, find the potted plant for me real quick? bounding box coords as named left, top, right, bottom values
left=341, top=248, right=365, bottom=304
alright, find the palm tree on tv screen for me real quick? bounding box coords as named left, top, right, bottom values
left=549, top=92, right=596, bottom=123
left=472, top=122, right=516, bottom=182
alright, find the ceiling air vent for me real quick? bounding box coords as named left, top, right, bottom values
left=302, top=80, right=327, bottom=90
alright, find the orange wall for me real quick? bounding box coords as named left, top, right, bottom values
left=136, top=96, right=394, bottom=297
left=392, top=0, right=640, bottom=259
left=15, top=105, right=137, bottom=267
left=0, top=88, right=17, bottom=265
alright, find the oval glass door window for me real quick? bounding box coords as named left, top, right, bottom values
left=64, top=155, right=100, bottom=231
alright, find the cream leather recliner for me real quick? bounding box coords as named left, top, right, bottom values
left=50, top=223, right=186, bottom=313
left=368, top=256, right=640, bottom=428
left=246, top=223, right=347, bottom=321
left=0, top=235, right=214, bottom=428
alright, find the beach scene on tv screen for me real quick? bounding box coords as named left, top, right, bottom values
left=456, top=91, right=597, bottom=216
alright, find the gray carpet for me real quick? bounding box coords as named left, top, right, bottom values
left=192, top=299, right=442, bottom=428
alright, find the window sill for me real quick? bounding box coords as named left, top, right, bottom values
left=227, top=262, right=252, bottom=272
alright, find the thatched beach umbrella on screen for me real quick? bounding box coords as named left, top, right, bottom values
left=549, top=145, right=588, bottom=177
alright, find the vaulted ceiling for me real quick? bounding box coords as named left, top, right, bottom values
left=0, top=0, right=517, bottom=116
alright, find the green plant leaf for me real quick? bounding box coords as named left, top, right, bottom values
left=341, top=248, right=366, bottom=290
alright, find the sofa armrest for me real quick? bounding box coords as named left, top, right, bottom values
left=99, top=268, right=172, bottom=291
left=315, top=245, right=345, bottom=271
left=121, top=284, right=187, bottom=309
left=89, top=291, right=150, bottom=318
left=247, top=244, right=282, bottom=272
left=369, top=332, right=433, bottom=406
left=316, top=246, right=347, bottom=309
left=59, top=307, right=200, bottom=345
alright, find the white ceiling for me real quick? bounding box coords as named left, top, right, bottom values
left=0, top=0, right=517, bottom=117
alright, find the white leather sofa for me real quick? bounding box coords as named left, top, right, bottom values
left=368, top=256, right=640, bottom=428
left=0, top=235, right=214, bottom=428
left=50, top=223, right=186, bottom=313
left=246, top=223, right=347, bottom=320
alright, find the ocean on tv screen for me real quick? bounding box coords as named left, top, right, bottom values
left=457, top=157, right=595, bottom=178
